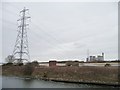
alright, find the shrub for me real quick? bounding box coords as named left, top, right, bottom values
left=3, top=62, right=13, bottom=66
left=18, top=63, right=23, bottom=66
left=105, top=63, right=111, bottom=67
left=31, top=61, right=39, bottom=66
left=43, top=72, right=48, bottom=78
left=23, top=63, right=34, bottom=76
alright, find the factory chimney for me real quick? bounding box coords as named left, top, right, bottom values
left=102, top=53, right=104, bottom=61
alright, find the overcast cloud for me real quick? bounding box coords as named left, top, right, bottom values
left=2, top=2, right=118, bottom=62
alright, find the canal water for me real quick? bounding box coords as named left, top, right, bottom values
left=1, top=76, right=116, bottom=88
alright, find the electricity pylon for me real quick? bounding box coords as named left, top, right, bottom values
left=12, top=7, right=30, bottom=63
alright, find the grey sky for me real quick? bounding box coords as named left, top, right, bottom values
left=2, top=2, right=118, bottom=62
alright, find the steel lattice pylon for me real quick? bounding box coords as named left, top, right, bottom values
left=12, top=7, right=30, bottom=63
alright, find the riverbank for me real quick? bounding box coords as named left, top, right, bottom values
left=2, top=65, right=119, bottom=87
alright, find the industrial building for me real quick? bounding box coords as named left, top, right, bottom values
left=86, top=53, right=104, bottom=62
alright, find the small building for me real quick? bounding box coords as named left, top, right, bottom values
left=49, top=61, right=57, bottom=67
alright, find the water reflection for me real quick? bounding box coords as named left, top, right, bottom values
left=22, top=78, right=34, bottom=88
left=2, top=76, right=116, bottom=88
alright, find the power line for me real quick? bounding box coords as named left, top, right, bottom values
left=6, top=3, right=21, bottom=10
left=31, top=21, right=63, bottom=44
left=2, top=18, right=17, bottom=25
left=30, top=21, right=67, bottom=52
left=2, top=7, right=63, bottom=46
left=2, top=5, right=70, bottom=57
left=2, top=6, right=18, bottom=16
left=2, top=4, right=64, bottom=47
left=2, top=17, right=62, bottom=50
left=29, top=25, right=65, bottom=52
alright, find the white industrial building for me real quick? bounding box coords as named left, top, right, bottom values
left=86, top=53, right=104, bottom=62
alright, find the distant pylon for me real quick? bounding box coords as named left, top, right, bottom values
left=12, top=7, right=30, bottom=63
